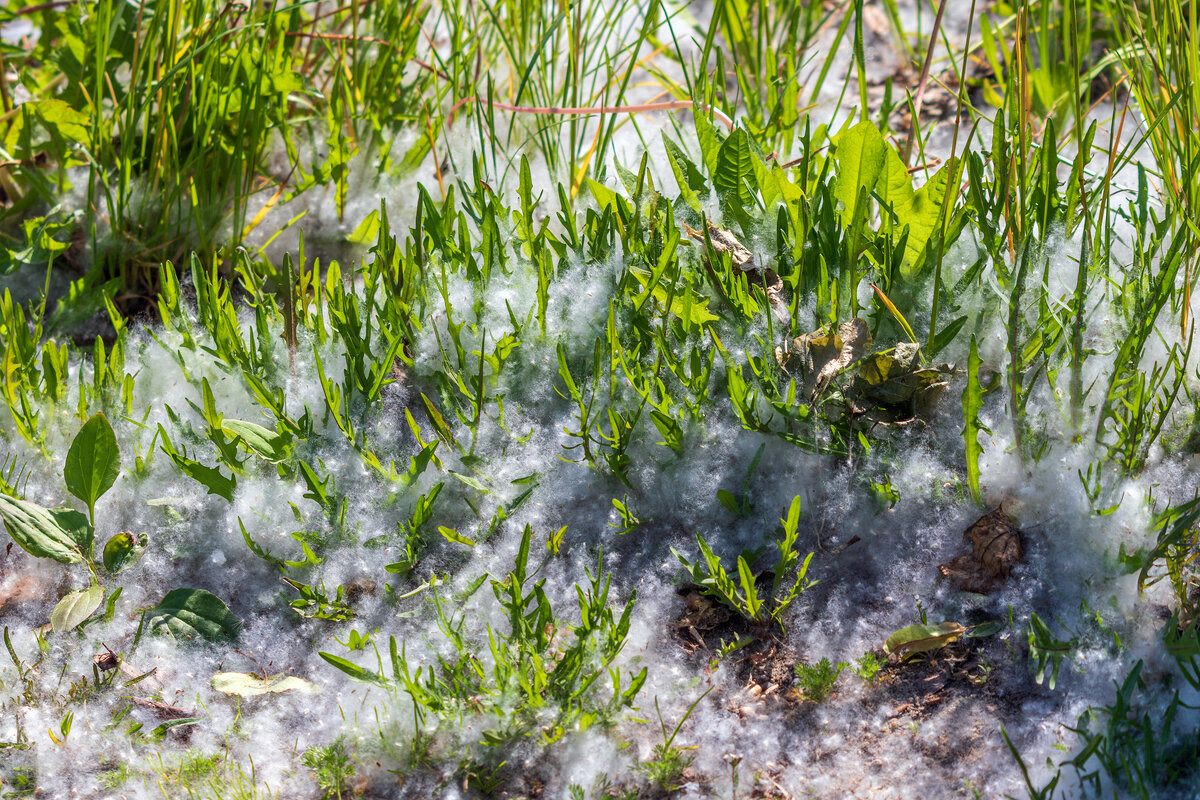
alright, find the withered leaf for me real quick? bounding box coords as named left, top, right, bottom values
left=681, top=221, right=753, bottom=268
left=93, top=650, right=120, bottom=671
left=937, top=554, right=995, bottom=594
left=965, top=508, right=1022, bottom=578
left=938, top=508, right=1022, bottom=593
left=782, top=318, right=872, bottom=399
left=884, top=621, right=967, bottom=660
left=853, top=342, right=950, bottom=406
left=129, top=696, right=192, bottom=719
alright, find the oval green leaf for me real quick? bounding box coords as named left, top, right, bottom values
left=211, top=672, right=321, bottom=697
left=0, top=495, right=88, bottom=563
left=883, top=621, right=967, bottom=660
left=64, top=413, right=121, bottom=518
left=146, top=588, right=242, bottom=643
left=102, top=531, right=146, bottom=574
left=50, top=585, right=104, bottom=632
left=222, top=420, right=292, bottom=463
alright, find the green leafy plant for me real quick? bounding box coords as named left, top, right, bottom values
left=794, top=658, right=845, bottom=703
left=0, top=413, right=147, bottom=631
left=301, top=737, right=356, bottom=800
left=638, top=688, right=711, bottom=793
left=673, top=496, right=816, bottom=631
left=321, top=526, right=646, bottom=778
left=852, top=652, right=885, bottom=682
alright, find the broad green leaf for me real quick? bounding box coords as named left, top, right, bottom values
left=0, top=495, right=88, bottom=563
left=713, top=129, right=760, bottom=225
left=694, top=112, right=726, bottom=176
left=50, top=507, right=93, bottom=556
left=895, top=160, right=953, bottom=275
left=883, top=621, right=967, bottom=659
left=64, top=413, right=120, bottom=521
left=50, top=585, right=104, bottom=632
left=875, top=140, right=915, bottom=212
left=347, top=209, right=379, bottom=244
left=222, top=420, right=291, bottom=463
left=146, top=589, right=242, bottom=643
left=102, top=531, right=146, bottom=575
left=965, top=620, right=1004, bottom=638
left=586, top=178, right=621, bottom=213
left=662, top=132, right=706, bottom=212
left=834, top=121, right=886, bottom=225
left=758, top=164, right=805, bottom=211
left=35, top=99, right=90, bottom=146
left=211, top=672, right=321, bottom=697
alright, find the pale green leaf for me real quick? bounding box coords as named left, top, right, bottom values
left=211, top=672, right=321, bottom=697
left=50, top=585, right=104, bottom=632
left=884, top=622, right=967, bottom=660
left=222, top=420, right=291, bottom=463
left=0, top=495, right=88, bottom=563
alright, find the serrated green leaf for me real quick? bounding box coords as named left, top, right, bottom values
left=146, top=588, right=242, bottom=643
left=64, top=413, right=120, bottom=521
left=439, top=526, right=476, bottom=546
left=50, top=585, right=104, bottom=632
left=662, top=132, right=706, bottom=212
left=895, top=160, right=953, bottom=275
left=210, top=672, right=321, bottom=697
left=713, top=128, right=760, bottom=225
left=0, top=495, right=89, bottom=563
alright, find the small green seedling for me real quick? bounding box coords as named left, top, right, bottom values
left=794, top=658, right=846, bottom=703
left=638, top=687, right=712, bottom=792
left=673, top=496, right=816, bottom=631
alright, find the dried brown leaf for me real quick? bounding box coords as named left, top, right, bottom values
left=938, top=508, right=1023, bottom=593
left=786, top=318, right=872, bottom=398
left=682, top=221, right=753, bottom=268
left=965, top=508, right=1022, bottom=578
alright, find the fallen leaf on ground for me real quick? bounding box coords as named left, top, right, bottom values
left=884, top=621, right=967, bottom=660
left=938, top=508, right=1022, bottom=593
left=853, top=342, right=950, bottom=404
left=682, top=221, right=753, bottom=268
left=779, top=318, right=872, bottom=399
left=211, top=672, right=321, bottom=697
left=966, top=508, right=1022, bottom=578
